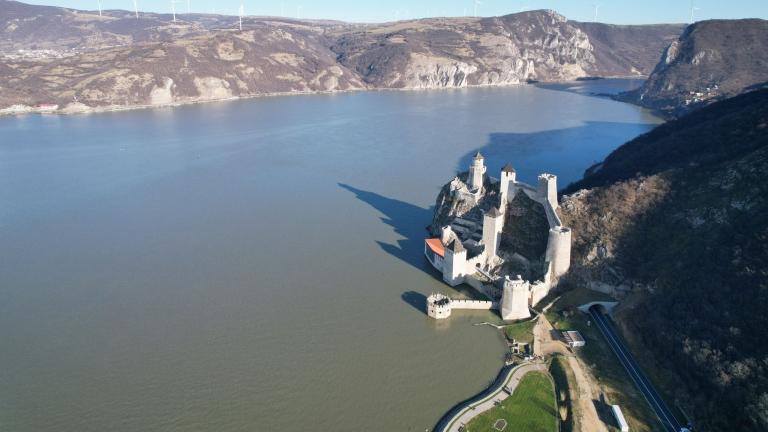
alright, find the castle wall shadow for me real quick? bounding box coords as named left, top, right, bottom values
left=455, top=121, right=659, bottom=189
left=339, top=121, right=656, bottom=313
left=338, top=183, right=435, bottom=275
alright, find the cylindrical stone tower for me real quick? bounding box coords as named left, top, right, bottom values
left=426, top=293, right=452, bottom=319
left=545, top=226, right=572, bottom=278
left=468, top=152, right=486, bottom=192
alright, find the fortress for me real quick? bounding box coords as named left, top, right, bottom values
left=424, top=153, right=571, bottom=321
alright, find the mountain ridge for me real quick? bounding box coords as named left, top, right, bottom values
left=619, top=18, right=768, bottom=116
left=0, top=0, right=684, bottom=114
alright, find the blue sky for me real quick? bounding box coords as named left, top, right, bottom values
left=20, top=0, right=768, bottom=24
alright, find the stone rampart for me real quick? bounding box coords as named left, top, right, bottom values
left=543, top=201, right=563, bottom=228
left=450, top=299, right=496, bottom=310
left=530, top=279, right=551, bottom=306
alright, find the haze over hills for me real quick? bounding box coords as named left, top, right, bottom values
left=560, top=88, right=768, bottom=431
left=620, top=18, right=768, bottom=116
left=0, top=0, right=684, bottom=114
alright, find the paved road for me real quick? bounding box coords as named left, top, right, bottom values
left=436, top=362, right=547, bottom=432
left=589, top=306, right=683, bottom=432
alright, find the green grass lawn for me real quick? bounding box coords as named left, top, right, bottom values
left=464, top=371, right=557, bottom=432
left=503, top=319, right=536, bottom=344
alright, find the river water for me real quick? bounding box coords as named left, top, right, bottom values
left=0, top=80, right=660, bottom=432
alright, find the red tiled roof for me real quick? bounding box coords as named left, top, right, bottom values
left=425, top=238, right=445, bottom=257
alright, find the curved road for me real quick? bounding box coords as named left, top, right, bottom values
left=589, top=306, right=683, bottom=432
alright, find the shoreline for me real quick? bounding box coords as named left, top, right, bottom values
left=0, top=76, right=649, bottom=119
left=433, top=362, right=552, bottom=432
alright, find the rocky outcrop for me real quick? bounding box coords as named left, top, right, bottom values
left=429, top=172, right=500, bottom=236
left=332, top=11, right=600, bottom=89
left=619, top=19, right=768, bottom=116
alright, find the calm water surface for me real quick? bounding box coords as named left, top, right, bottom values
left=0, top=81, right=660, bottom=431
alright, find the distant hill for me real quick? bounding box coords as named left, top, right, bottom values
left=330, top=13, right=684, bottom=88
left=559, top=89, right=768, bottom=431
left=572, top=21, right=684, bottom=77
left=619, top=19, right=768, bottom=116
left=0, top=0, right=683, bottom=114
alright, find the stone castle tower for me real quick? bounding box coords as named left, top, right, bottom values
left=499, top=163, right=516, bottom=207
left=546, top=226, right=572, bottom=278
left=442, top=238, right=467, bottom=286
left=468, top=152, right=486, bottom=192
left=482, top=206, right=504, bottom=263
left=426, top=293, right=452, bottom=319
left=538, top=174, right=559, bottom=209
left=501, top=275, right=531, bottom=320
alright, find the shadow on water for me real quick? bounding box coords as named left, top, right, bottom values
left=338, top=183, right=434, bottom=272
left=533, top=79, right=646, bottom=99
left=455, top=121, right=659, bottom=186
left=339, top=183, right=443, bottom=315
left=401, top=291, right=427, bottom=315
left=340, top=121, right=657, bottom=314
left=340, top=124, right=655, bottom=272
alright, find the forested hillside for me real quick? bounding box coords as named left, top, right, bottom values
left=560, top=89, right=768, bottom=431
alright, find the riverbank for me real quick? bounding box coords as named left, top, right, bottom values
left=434, top=362, right=551, bottom=432
left=465, top=371, right=557, bottom=432
left=0, top=87, right=364, bottom=118
left=0, top=77, right=651, bottom=119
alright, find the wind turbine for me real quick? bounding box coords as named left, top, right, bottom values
left=296, top=5, right=302, bottom=20
left=473, top=0, right=482, bottom=17
left=689, top=1, right=700, bottom=24
left=132, top=0, right=138, bottom=19
left=170, top=0, right=182, bottom=22
left=592, top=3, right=600, bottom=22
left=186, top=0, right=190, bottom=14
left=97, top=0, right=102, bottom=16
left=238, top=1, right=244, bottom=30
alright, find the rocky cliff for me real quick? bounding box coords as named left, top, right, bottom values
left=559, top=89, right=768, bottom=431
left=620, top=19, right=768, bottom=116
left=0, top=0, right=683, bottom=114
left=332, top=11, right=597, bottom=89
